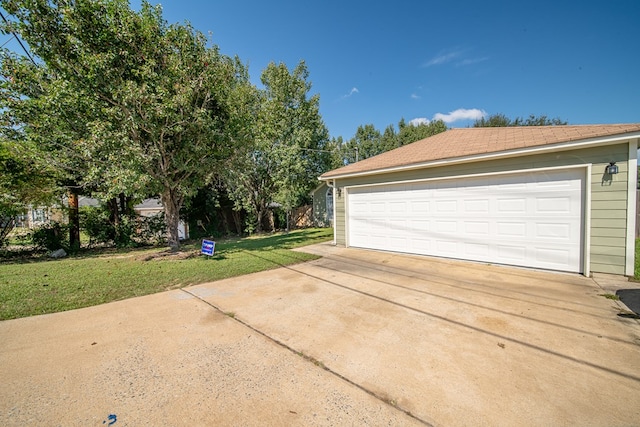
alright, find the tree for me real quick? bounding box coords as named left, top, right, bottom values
left=0, top=139, right=57, bottom=246
left=340, top=119, right=447, bottom=164
left=1, top=0, right=252, bottom=250
left=474, top=113, right=567, bottom=127
left=341, top=124, right=382, bottom=164
left=224, top=61, right=329, bottom=233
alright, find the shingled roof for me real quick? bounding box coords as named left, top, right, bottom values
left=321, top=124, right=640, bottom=179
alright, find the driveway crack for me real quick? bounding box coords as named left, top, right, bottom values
left=180, top=288, right=434, bottom=427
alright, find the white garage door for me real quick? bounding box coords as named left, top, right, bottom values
left=347, top=169, right=584, bottom=273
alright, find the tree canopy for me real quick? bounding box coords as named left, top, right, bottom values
left=339, top=119, right=447, bottom=164
left=474, top=113, right=567, bottom=127
left=1, top=0, right=253, bottom=249
left=223, top=61, right=330, bottom=232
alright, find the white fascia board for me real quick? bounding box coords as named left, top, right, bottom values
left=321, top=132, right=640, bottom=180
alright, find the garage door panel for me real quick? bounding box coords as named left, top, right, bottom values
left=436, top=200, right=457, bottom=212
left=464, top=242, right=490, bottom=257
left=497, top=198, right=526, bottom=213
left=464, top=199, right=490, bottom=213
left=496, top=221, right=527, bottom=237
left=436, top=240, right=458, bottom=254
left=411, top=200, right=430, bottom=213
left=465, top=221, right=490, bottom=236
left=536, top=247, right=571, bottom=266
left=435, top=220, right=457, bottom=233
left=497, top=245, right=527, bottom=261
left=535, top=223, right=571, bottom=239
left=347, top=169, right=584, bottom=273
left=389, top=201, right=407, bottom=213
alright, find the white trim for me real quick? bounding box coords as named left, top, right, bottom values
left=626, top=139, right=638, bottom=276
left=322, top=132, right=640, bottom=180
left=584, top=164, right=592, bottom=276
left=326, top=180, right=337, bottom=245
left=343, top=164, right=588, bottom=190
left=344, top=186, right=350, bottom=248
left=343, top=164, right=590, bottom=275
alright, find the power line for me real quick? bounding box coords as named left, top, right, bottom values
left=0, top=10, right=37, bottom=65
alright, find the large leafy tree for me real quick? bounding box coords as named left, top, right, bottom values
left=1, top=0, right=252, bottom=250
left=225, top=61, right=329, bottom=232
left=0, top=47, right=113, bottom=250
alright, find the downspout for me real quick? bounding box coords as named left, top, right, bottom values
left=326, top=179, right=337, bottom=245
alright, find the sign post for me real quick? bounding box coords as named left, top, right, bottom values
left=201, top=239, right=215, bottom=256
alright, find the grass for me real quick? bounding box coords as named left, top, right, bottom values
left=0, top=228, right=333, bottom=320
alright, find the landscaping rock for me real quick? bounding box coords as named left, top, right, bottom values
left=49, top=248, right=67, bottom=259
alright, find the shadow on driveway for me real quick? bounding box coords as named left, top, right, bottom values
left=616, top=289, right=640, bottom=318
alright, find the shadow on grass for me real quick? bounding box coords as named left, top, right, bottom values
left=1, top=228, right=332, bottom=265
left=184, top=228, right=331, bottom=257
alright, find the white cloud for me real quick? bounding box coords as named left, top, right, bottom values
left=409, top=117, right=430, bottom=126
left=342, top=87, right=359, bottom=98
left=424, top=50, right=460, bottom=67
left=433, top=108, right=486, bottom=124
left=458, top=57, right=489, bottom=66
left=410, top=93, right=420, bottom=100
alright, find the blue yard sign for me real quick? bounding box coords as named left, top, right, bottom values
left=201, top=239, right=215, bottom=256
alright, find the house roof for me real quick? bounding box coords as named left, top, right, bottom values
left=320, top=124, right=640, bottom=179
left=134, top=198, right=163, bottom=210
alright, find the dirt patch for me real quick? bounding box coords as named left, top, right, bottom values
left=139, top=250, right=199, bottom=261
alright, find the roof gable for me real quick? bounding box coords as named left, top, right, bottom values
left=321, top=124, right=640, bottom=179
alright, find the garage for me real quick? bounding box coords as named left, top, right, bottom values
left=321, top=125, right=640, bottom=275
left=347, top=168, right=585, bottom=272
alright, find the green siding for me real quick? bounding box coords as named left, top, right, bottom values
left=335, top=184, right=346, bottom=245
left=311, top=184, right=328, bottom=226
left=331, top=142, right=633, bottom=275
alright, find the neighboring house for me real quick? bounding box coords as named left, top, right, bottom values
left=320, top=124, right=640, bottom=276
left=310, top=182, right=333, bottom=227
left=14, top=206, right=54, bottom=229
left=17, top=197, right=188, bottom=240
left=132, top=198, right=188, bottom=240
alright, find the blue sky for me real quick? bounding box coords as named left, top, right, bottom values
left=3, top=0, right=640, bottom=139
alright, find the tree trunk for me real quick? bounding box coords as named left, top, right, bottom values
left=107, top=197, right=120, bottom=227
left=161, top=188, right=182, bottom=251
left=255, top=208, right=264, bottom=233
left=119, top=193, right=129, bottom=216
left=68, top=189, right=80, bottom=251
left=231, top=209, right=243, bottom=235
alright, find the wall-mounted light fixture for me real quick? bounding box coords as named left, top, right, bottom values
left=336, top=188, right=342, bottom=197
left=606, top=162, right=619, bottom=175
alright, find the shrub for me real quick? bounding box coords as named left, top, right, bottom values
left=80, top=206, right=115, bottom=245
left=138, top=213, right=166, bottom=245
left=80, top=206, right=167, bottom=247
left=31, top=221, right=69, bottom=251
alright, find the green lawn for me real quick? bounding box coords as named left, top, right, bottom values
left=0, top=228, right=333, bottom=320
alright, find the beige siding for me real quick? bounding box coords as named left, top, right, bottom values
left=332, top=142, right=632, bottom=275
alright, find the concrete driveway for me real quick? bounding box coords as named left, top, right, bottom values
left=1, top=243, right=639, bottom=426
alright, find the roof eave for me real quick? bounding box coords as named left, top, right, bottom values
left=320, top=131, right=640, bottom=181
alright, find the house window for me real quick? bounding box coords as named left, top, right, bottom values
left=32, top=208, right=47, bottom=223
